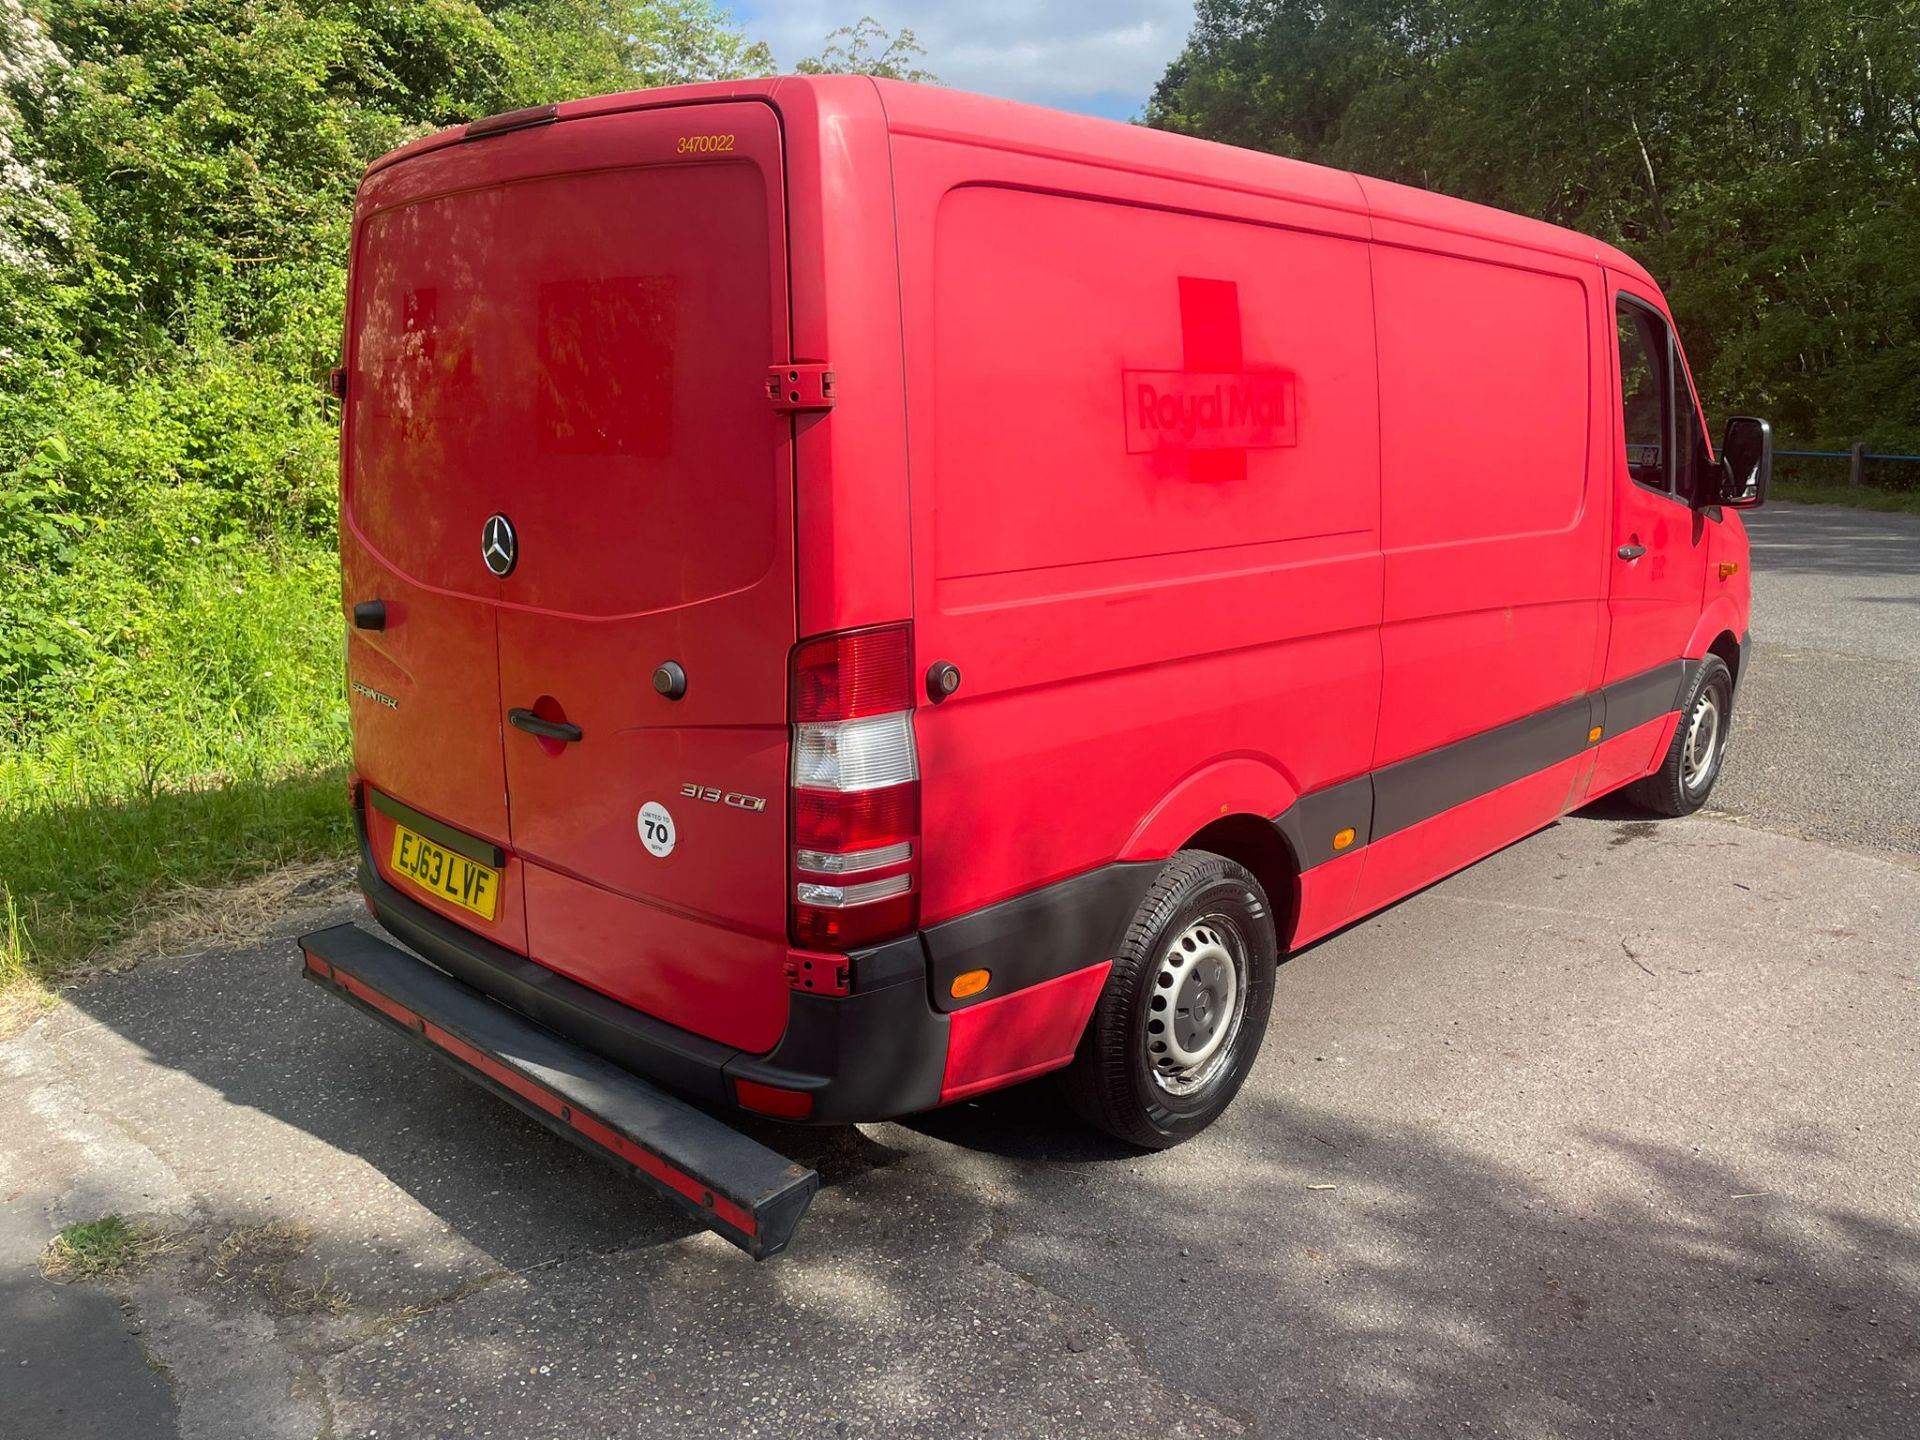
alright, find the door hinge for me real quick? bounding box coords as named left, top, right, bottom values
left=767, top=363, right=836, bottom=414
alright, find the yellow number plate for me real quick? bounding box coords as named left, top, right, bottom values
left=389, top=823, right=500, bottom=921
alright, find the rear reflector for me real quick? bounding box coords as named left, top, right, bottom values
left=734, top=1078, right=815, bottom=1120
left=789, top=624, right=920, bottom=952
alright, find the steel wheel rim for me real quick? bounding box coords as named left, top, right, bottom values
left=1682, top=687, right=1724, bottom=792
left=1146, top=914, right=1248, bottom=1096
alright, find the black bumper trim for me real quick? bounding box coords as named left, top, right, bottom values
left=355, top=810, right=947, bottom=1124
left=299, top=923, right=818, bottom=1260
left=917, top=863, right=1159, bottom=1014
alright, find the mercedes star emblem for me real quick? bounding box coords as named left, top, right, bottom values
left=481, top=513, right=517, bottom=578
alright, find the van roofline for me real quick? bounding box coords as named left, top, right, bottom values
left=366, top=74, right=1658, bottom=295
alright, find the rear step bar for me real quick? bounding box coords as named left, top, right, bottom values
left=298, top=924, right=819, bottom=1260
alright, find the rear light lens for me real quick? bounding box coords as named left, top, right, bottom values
left=789, top=623, right=920, bottom=952
left=791, top=712, right=918, bottom=790
left=791, top=625, right=913, bottom=723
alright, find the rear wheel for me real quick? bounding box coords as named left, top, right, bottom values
left=1059, top=851, right=1277, bottom=1149
left=1626, top=654, right=1734, bottom=816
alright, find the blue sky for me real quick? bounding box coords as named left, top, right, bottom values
left=731, top=2, right=1198, bottom=121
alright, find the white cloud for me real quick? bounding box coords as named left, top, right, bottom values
left=740, top=1, right=1195, bottom=111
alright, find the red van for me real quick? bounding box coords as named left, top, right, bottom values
left=300, top=76, right=1770, bottom=1258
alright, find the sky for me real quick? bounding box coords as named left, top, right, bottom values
left=731, top=1, right=1198, bottom=121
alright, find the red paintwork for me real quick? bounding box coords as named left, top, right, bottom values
left=340, top=77, right=1750, bottom=1107
left=940, top=963, right=1113, bottom=1103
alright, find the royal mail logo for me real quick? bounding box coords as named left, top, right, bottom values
left=1124, top=276, right=1299, bottom=473
left=1124, top=369, right=1296, bottom=453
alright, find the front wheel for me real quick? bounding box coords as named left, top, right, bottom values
left=1626, top=654, right=1734, bottom=817
left=1059, top=851, right=1277, bottom=1149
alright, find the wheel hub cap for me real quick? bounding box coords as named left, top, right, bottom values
left=1683, top=689, right=1722, bottom=790
left=1147, top=917, right=1246, bottom=1095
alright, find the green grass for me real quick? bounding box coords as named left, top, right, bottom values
left=0, top=541, right=352, bottom=1007
left=0, top=768, right=351, bottom=994
left=1769, top=480, right=1920, bottom=514
left=42, top=1216, right=170, bottom=1282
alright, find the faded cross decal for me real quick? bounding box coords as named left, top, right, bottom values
left=1123, top=276, right=1298, bottom=482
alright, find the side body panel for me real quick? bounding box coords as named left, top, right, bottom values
left=884, top=117, right=1384, bottom=938
left=1353, top=227, right=1610, bottom=914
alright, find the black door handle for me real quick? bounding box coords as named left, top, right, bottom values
left=352, top=599, right=387, bottom=631
left=508, top=708, right=582, bottom=743
left=1617, top=543, right=1647, bottom=560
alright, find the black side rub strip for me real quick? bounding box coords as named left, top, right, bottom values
left=1309, top=657, right=1694, bottom=849
left=908, top=658, right=1707, bottom=1015
left=299, top=923, right=819, bottom=1260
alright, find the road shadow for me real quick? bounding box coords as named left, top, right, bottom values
left=38, top=917, right=1920, bottom=1437
left=47, top=923, right=908, bottom=1276
left=964, top=1083, right=1920, bottom=1437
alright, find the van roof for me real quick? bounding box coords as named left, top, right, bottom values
left=368, top=74, right=1657, bottom=292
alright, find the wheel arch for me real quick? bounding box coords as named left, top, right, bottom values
left=1685, top=597, right=1745, bottom=681
left=1180, top=813, right=1299, bottom=946
left=1117, top=757, right=1311, bottom=945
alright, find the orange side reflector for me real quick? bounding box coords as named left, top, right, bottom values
left=1332, top=827, right=1356, bottom=851
left=950, top=969, right=991, bottom=999
left=1588, top=726, right=1604, bottom=743
left=1719, top=561, right=1741, bottom=580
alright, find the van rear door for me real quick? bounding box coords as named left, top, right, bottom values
left=347, top=102, right=797, bottom=1052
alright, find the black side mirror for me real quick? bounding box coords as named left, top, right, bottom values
left=1714, top=416, right=1771, bottom=509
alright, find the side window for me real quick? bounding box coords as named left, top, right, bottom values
left=1669, top=337, right=1704, bottom=503
left=1616, top=300, right=1671, bottom=493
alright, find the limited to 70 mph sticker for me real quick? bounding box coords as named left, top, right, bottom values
left=637, top=801, right=677, bottom=858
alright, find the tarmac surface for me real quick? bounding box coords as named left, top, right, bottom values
left=3, top=503, right=1916, bottom=1439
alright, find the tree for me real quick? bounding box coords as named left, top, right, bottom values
left=1147, top=0, right=1920, bottom=452
left=485, top=0, right=774, bottom=106
left=795, top=16, right=937, bottom=83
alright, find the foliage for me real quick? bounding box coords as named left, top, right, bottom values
left=0, top=0, right=809, bottom=993
left=1147, top=0, right=1920, bottom=453
left=796, top=16, right=936, bottom=83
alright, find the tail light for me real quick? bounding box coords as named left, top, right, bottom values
left=789, top=623, right=919, bottom=951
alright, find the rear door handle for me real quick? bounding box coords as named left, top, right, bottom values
left=1617, top=543, right=1647, bottom=560
left=508, top=708, right=582, bottom=743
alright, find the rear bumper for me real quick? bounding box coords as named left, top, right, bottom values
left=352, top=807, right=950, bottom=1124
left=350, top=798, right=1138, bottom=1124
left=298, top=922, right=818, bottom=1259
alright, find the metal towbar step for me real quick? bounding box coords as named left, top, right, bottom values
left=298, top=924, right=819, bottom=1260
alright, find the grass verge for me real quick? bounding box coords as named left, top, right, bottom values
left=2, top=538, right=353, bottom=1022
left=42, top=1216, right=173, bottom=1282
left=0, top=766, right=352, bottom=1022
left=1770, top=481, right=1920, bottom=514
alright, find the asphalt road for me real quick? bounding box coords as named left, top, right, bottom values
left=1712, top=503, right=1920, bottom=856
left=3, top=504, right=1916, bottom=1439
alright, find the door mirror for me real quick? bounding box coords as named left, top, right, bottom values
left=1714, top=416, right=1771, bottom=509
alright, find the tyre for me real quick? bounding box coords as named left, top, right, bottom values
left=1626, top=654, right=1734, bottom=817
left=1059, top=850, right=1277, bottom=1149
